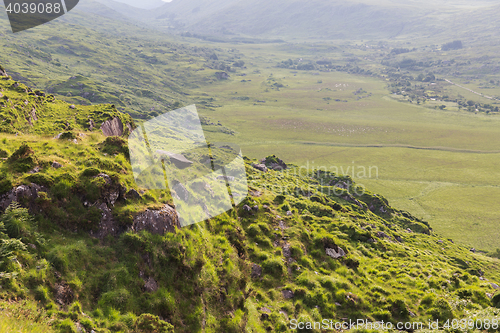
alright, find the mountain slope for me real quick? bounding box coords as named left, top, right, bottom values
left=1, top=67, right=500, bottom=332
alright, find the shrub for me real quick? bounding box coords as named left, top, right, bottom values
left=7, top=143, right=37, bottom=172
left=0, top=148, right=9, bottom=158
left=135, top=313, right=174, bottom=333
left=0, top=177, right=12, bottom=195
left=98, top=289, right=131, bottom=312
left=100, top=136, right=129, bottom=158
left=262, top=258, right=285, bottom=277
left=388, top=297, right=410, bottom=319
left=1, top=202, right=32, bottom=238
left=420, top=294, right=436, bottom=307
left=34, top=285, right=50, bottom=303
left=246, top=224, right=260, bottom=237
left=25, top=173, right=54, bottom=187
left=80, top=167, right=101, bottom=178
left=56, top=318, right=77, bottom=333
left=428, top=298, right=454, bottom=321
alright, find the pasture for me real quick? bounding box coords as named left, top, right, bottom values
left=193, top=45, right=500, bottom=251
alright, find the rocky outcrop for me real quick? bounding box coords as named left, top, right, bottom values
left=132, top=205, right=180, bottom=235
left=252, top=163, right=268, bottom=172
left=0, top=65, right=7, bottom=77
left=91, top=203, right=120, bottom=239
left=0, top=183, right=45, bottom=212
left=93, top=173, right=126, bottom=207
left=251, top=264, right=262, bottom=279
left=51, top=161, right=63, bottom=169
left=326, top=246, right=346, bottom=259
left=100, top=117, right=124, bottom=137
left=261, top=155, right=287, bottom=171
left=282, top=290, right=294, bottom=299
left=144, top=277, right=159, bottom=292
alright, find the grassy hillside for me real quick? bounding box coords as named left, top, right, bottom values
left=1, top=66, right=500, bottom=333
left=2, top=0, right=500, bottom=251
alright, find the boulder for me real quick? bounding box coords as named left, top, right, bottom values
left=0, top=183, right=45, bottom=212
left=144, top=277, right=159, bottom=293
left=252, top=163, right=267, bottom=172
left=100, top=117, right=124, bottom=137
left=282, top=289, right=294, bottom=299
left=0, top=66, right=7, bottom=77
left=132, top=205, right=180, bottom=235
left=126, top=189, right=141, bottom=199
left=91, top=203, right=120, bottom=239
left=260, top=307, right=271, bottom=320
left=326, top=247, right=346, bottom=259
left=261, top=155, right=287, bottom=171
left=51, top=161, right=63, bottom=169
left=251, top=264, right=262, bottom=278
left=376, top=231, right=390, bottom=239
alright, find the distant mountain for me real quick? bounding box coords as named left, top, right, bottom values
left=102, top=0, right=166, bottom=9
left=89, top=0, right=500, bottom=42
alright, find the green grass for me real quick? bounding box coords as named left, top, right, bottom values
left=193, top=59, right=500, bottom=251
left=0, top=300, right=56, bottom=333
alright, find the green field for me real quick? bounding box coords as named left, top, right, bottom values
left=190, top=45, right=500, bottom=252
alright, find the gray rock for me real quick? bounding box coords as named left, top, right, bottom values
left=0, top=184, right=44, bottom=211
left=251, top=163, right=268, bottom=172
left=93, top=173, right=120, bottom=206
left=282, top=290, right=294, bottom=299
left=326, top=246, right=346, bottom=259
left=100, top=117, right=124, bottom=137
left=156, top=150, right=193, bottom=169
left=251, top=264, right=262, bottom=278
left=51, top=161, right=63, bottom=169
left=28, top=166, right=41, bottom=174
left=90, top=203, right=118, bottom=239
left=491, top=283, right=499, bottom=289
left=243, top=205, right=252, bottom=212
left=144, top=277, right=159, bottom=293
left=133, top=205, right=180, bottom=235
left=376, top=231, right=390, bottom=239
left=126, top=189, right=141, bottom=199
left=282, top=244, right=291, bottom=258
